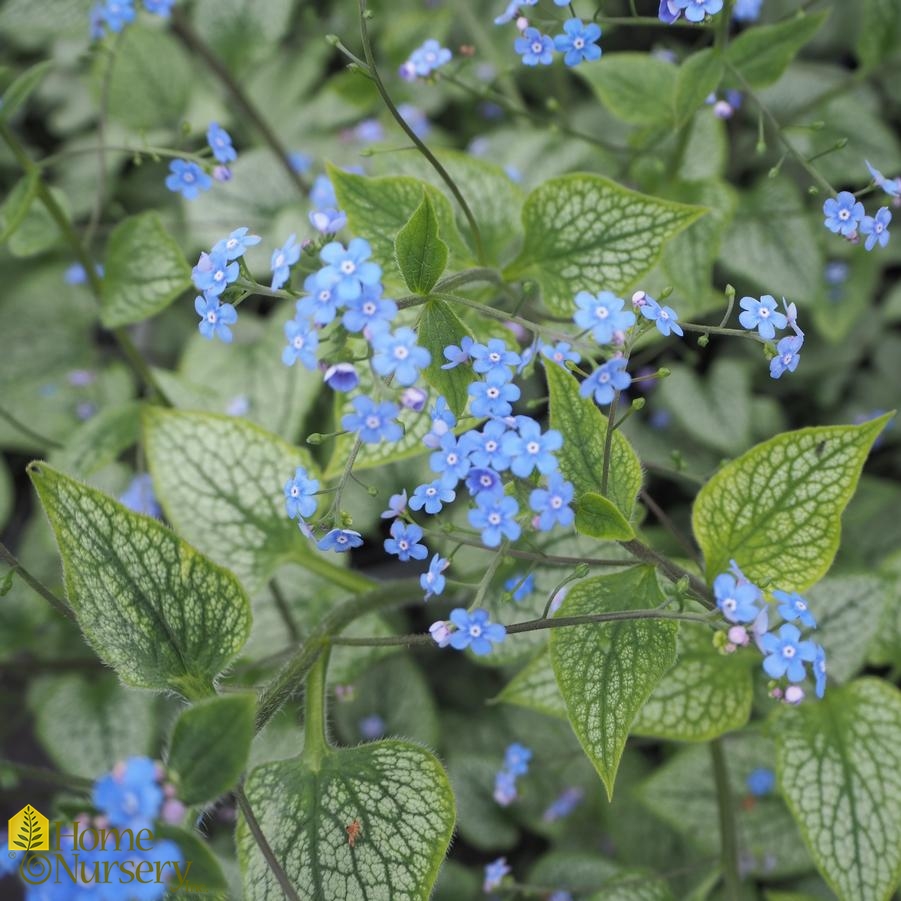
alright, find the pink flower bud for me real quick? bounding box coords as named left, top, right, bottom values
left=727, top=625, right=749, bottom=646
left=713, top=100, right=734, bottom=119
left=784, top=685, right=805, bottom=705
left=161, top=799, right=186, bottom=825
left=430, top=620, right=452, bottom=647
left=631, top=290, right=647, bottom=306
left=515, top=16, right=529, bottom=31
left=212, top=165, right=232, bottom=182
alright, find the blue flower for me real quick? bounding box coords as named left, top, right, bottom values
left=504, top=743, right=532, bottom=776
left=207, top=122, right=237, bottom=164
left=543, top=787, right=584, bottom=822
left=639, top=296, right=684, bottom=337
left=341, top=285, right=397, bottom=333
left=93, top=757, right=162, bottom=829
left=449, top=608, right=507, bottom=655
left=317, top=529, right=364, bottom=553
left=823, top=191, right=864, bottom=236
left=371, top=327, right=431, bottom=386
left=774, top=590, right=817, bottom=629
left=769, top=335, right=803, bottom=379
left=309, top=208, right=348, bottom=235
left=282, top=317, right=319, bottom=369
left=573, top=290, right=635, bottom=343
left=410, top=480, right=456, bottom=515
left=746, top=767, right=775, bottom=796
left=540, top=341, right=581, bottom=368
left=384, top=520, right=429, bottom=562
left=658, top=0, right=681, bottom=22
left=713, top=573, right=761, bottom=624
left=319, top=238, right=383, bottom=302
left=732, top=0, right=762, bottom=20
left=421, top=554, right=449, bottom=600
left=860, top=206, right=892, bottom=251
left=483, top=857, right=511, bottom=892
left=380, top=490, right=408, bottom=520
left=310, top=174, right=337, bottom=209
left=469, top=492, right=521, bottom=547
left=501, top=416, right=562, bottom=477
left=554, top=18, right=602, bottom=67
left=865, top=160, right=901, bottom=198
left=271, top=234, right=301, bottom=290
left=192, top=249, right=238, bottom=297
left=212, top=226, right=261, bottom=261
left=284, top=466, right=319, bottom=520
left=469, top=371, right=521, bottom=418
left=464, top=419, right=512, bottom=471
left=493, top=768, right=518, bottom=806
left=442, top=336, right=475, bottom=369
left=195, top=295, right=237, bottom=342
left=494, top=0, right=537, bottom=25
left=471, top=338, right=521, bottom=377
left=430, top=433, right=472, bottom=487
left=529, top=473, right=575, bottom=531
left=408, top=39, right=452, bottom=77
left=672, top=0, right=724, bottom=21
left=324, top=362, right=359, bottom=393
left=359, top=714, right=385, bottom=740
left=119, top=473, right=162, bottom=518
left=812, top=644, right=827, bottom=698
left=342, top=396, right=403, bottom=444
left=423, top=396, right=456, bottom=449
left=760, top=624, right=817, bottom=682
left=738, top=295, right=788, bottom=340
left=144, top=0, right=176, bottom=16
left=580, top=358, right=631, bottom=406
left=165, top=159, right=212, bottom=200
left=466, top=467, right=503, bottom=496
left=505, top=573, right=535, bottom=603
left=515, top=27, right=554, bottom=66
left=296, top=269, right=341, bottom=326
left=97, top=0, right=136, bottom=32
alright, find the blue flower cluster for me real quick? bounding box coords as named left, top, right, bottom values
left=542, top=786, right=584, bottom=822
left=735, top=294, right=807, bottom=380
left=822, top=162, right=896, bottom=252
left=483, top=857, right=511, bottom=893
left=715, top=560, right=826, bottom=701
left=165, top=123, right=238, bottom=200
left=399, top=40, right=452, bottom=81
left=658, top=0, right=724, bottom=23
left=190, top=227, right=261, bottom=342
left=430, top=608, right=507, bottom=655
left=90, top=0, right=174, bottom=38
left=504, top=18, right=602, bottom=68
left=493, top=742, right=532, bottom=806
left=308, top=173, right=348, bottom=236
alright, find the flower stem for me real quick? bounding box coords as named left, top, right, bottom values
left=302, top=649, right=331, bottom=772
left=0, top=540, right=75, bottom=622
left=357, top=0, right=486, bottom=264
left=711, top=738, right=743, bottom=900
left=169, top=9, right=310, bottom=196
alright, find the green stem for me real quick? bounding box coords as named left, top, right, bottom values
left=254, top=578, right=421, bottom=734
left=711, top=738, right=743, bottom=899
left=0, top=122, right=171, bottom=405
left=39, top=144, right=212, bottom=169
left=330, top=608, right=717, bottom=648
left=593, top=15, right=715, bottom=28
left=0, top=404, right=63, bottom=449
left=1, top=760, right=93, bottom=792
left=302, top=649, right=331, bottom=771
left=169, top=9, right=310, bottom=196
left=470, top=544, right=506, bottom=611
left=358, top=0, right=486, bottom=265
left=0, top=541, right=75, bottom=621
left=294, top=547, right=375, bottom=594
left=601, top=391, right=620, bottom=497
left=727, top=62, right=836, bottom=196
left=234, top=786, right=302, bottom=901
left=270, top=580, right=301, bottom=643
left=619, top=538, right=712, bottom=607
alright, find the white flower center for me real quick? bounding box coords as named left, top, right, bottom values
left=275, top=253, right=285, bottom=267
left=488, top=513, right=501, bottom=525
left=207, top=312, right=217, bottom=323
left=447, top=453, right=458, bottom=465
left=340, top=260, right=356, bottom=275
left=783, top=645, right=796, bottom=658
left=487, top=387, right=499, bottom=399
left=469, top=624, right=482, bottom=638
left=363, top=302, right=376, bottom=315
left=365, top=415, right=380, bottom=429
left=551, top=496, right=562, bottom=509
left=293, top=336, right=305, bottom=349
left=526, top=441, right=540, bottom=454
left=183, top=172, right=195, bottom=183
left=759, top=307, right=770, bottom=318
left=394, top=346, right=409, bottom=360
left=574, top=38, right=585, bottom=49
left=489, top=352, right=501, bottom=363
left=595, top=306, right=609, bottom=319
left=486, top=440, right=497, bottom=452
left=839, top=209, right=850, bottom=220
left=531, top=41, right=543, bottom=53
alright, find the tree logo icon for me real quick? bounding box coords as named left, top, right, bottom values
left=8, top=805, right=49, bottom=852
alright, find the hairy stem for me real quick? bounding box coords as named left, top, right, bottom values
left=302, top=649, right=331, bottom=771
left=169, top=9, right=310, bottom=196
left=0, top=541, right=75, bottom=622
left=358, top=0, right=486, bottom=264
left=711, top=738, right=743, bottom=899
